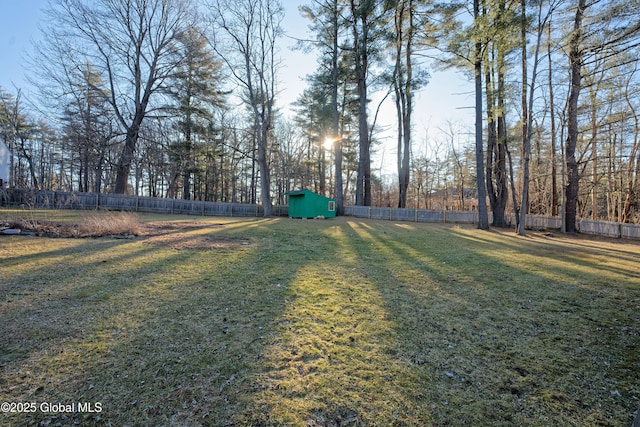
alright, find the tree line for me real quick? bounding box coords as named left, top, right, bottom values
left=0, top=0, right=639, bottom=228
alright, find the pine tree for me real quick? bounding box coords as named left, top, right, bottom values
left=166, top=25, right=225, bottom=200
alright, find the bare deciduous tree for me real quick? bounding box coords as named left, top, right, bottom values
left=40, top=0, right=194, bottom=194
left=209, top=0, right=283, bottom=217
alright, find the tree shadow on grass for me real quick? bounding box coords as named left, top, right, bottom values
left=229, top=218, right=639, bottom=426
left=454, top=226, right=640, bottom=280
left=0, top=221, right=272, bottom=426
left=235, top=220, right=433, bottom=426
left=2, top=217, right=638, bottom=426
left=342, top=220, right=640, bottom=426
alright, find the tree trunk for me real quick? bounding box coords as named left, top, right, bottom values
left=351, top=0, right=372, bottom=207
left=485, top=50, right=497, bottom=220
left=183, top=124, right=193, bottom=200
left=114, top=125, right=139, bottom=194
left=355, top=54, right=370, bottom=206
left=474, top=0, right=489, bottom=230
left=394, top=0, right=413, bottom=209
left=258, top=123, right=273, bottom=217
left=17, top=137, right=39, bottom=190
left=485, top=43, right=508, bottom=227
left=548, top=18, right=558, bottom=217
left=622, top=69, right=640, bottom=223
left=332, top=0, right=343, bottom=215
left=564, top=0, right=585, bottom=233
left=588, top=80, right=602, bottom=219
left=518, top=0, right=547, bottom=235
left=496, top=6, right=510, bottom=227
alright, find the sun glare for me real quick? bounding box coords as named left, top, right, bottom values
left=323, top=137, right=335, bottom=151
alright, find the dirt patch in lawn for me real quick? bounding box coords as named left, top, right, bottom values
left=141, top=221, right=253, bottom=250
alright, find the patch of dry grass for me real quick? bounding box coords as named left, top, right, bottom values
left=77, top=211, right=142, bottom=236
left=0, top=212, right=639, bottom=426
left=1, top=210, right=142, bottom=237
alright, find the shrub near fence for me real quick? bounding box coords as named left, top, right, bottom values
left=3, top=189, right=640, bottom=240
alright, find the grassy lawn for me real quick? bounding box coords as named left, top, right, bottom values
left=1, top=210, right=639, bottom=426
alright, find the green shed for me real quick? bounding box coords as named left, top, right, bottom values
left=286, top=189, right=337, bottom=219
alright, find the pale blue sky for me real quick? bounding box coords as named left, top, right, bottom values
left=0, top=1, right=48, bottom=90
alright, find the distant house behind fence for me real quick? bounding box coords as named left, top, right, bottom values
left=0, top=140, right=10, bottom=188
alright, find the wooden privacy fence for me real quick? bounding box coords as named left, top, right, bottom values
left=578, top=219, right=640, bottom=240
left=3, top=189, right=640, bottom=240
left=345, top=205, right=486, bottom=224
left=0, top=189, right=289, bottom=218
left=343, top=205, right=640, bottom=240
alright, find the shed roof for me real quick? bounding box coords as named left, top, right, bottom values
left=284, top=190, right=311, bottom=197
left=285, top=189, right=335, bottom=201
left=285, top=189, right=317, bottom=197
